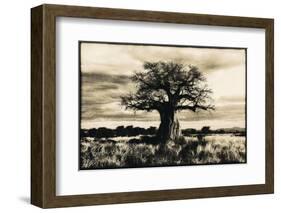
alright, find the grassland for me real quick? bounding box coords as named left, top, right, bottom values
left=80, top=134, right=246, bottom=169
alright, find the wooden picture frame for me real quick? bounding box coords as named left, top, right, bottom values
left=31, top=4, right=274, bottom=208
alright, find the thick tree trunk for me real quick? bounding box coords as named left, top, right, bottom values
left=157, top=108, right=181, bottom=142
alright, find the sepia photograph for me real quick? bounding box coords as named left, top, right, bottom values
left=79, top=41, right=247, bottom=170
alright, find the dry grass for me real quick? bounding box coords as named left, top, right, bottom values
left=80, top=134, right=246, bottom=169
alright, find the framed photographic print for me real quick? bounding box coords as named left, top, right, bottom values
left=31, top=4, right=274, bottom=208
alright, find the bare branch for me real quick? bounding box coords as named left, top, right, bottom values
left=121, top=61, right=215, bottom=113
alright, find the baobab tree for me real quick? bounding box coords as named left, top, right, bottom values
left=121, top=61, right=214, bottom=142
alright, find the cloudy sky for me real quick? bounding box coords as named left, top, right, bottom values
left=80, top=42, right=246, bottom=130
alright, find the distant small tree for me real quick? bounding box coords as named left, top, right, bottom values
left=201, top=126, right=211, bottom=134
left=121, top=61, right=214, bottom=142
left=96, top=127, right=115, bottom=138
left=88, top=128, right=97, bottom=137
left=116, top=126, right=126, bottom=137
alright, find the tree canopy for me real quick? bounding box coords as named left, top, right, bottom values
left=121, top=61, right=215, bottom=113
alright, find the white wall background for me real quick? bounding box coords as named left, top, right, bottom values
left=0, top=0, right=279, bottom=212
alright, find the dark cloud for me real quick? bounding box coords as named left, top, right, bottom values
left=82, top=43, right=245, bottom=75
left=218, top=96, right=245, bottom=103
left=81, top=72, right=134, bottom=120
left=196, top=51, right=246, bottom=73
left=82, top=72, right=131, bottom=85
